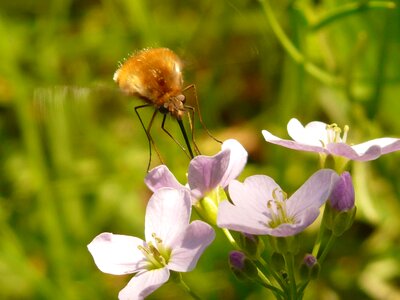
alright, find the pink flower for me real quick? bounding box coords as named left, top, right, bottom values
left=88, top=188, right=215, bottom=300
left=217, top=169, right=339, bottom=237
left=262, top=118, right=400, bottom=161
left=145, top=139, right=248, bottom=203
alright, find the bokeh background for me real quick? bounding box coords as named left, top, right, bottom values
left=1, top=0, right=400, bottom=299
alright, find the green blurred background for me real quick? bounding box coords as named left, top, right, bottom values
left=1, top=0, right=400, bottom=299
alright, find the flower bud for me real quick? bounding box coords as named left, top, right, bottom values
left=299, top=254, right=320, bottom=280
left=330, top=171, right=354, bottom=211
left=324, top=172, right=356, bottom=236
left=229, top=251, right=258, bottom=281
left=238, top=233, right=264, bottom=259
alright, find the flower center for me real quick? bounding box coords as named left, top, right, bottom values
left=266, top=188, right=294, bottom=228
left=321, top=123, right=349, bottom=146
left=138, top=233, right=171, bottom=270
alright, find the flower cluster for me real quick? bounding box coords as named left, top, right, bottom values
left=88, top=118, right=399, bottom=299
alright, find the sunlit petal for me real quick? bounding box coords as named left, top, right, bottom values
left=88, top=233, right=145, bottom=275
left=168, top=220, right=215, bottom=272
left=145, top=188, right=191, bottom=247
left=118, top=268, right=170, bottom=300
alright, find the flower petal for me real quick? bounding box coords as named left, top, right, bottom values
left=229, top=175, right=280, bottom=212
left=145, top=188, right=191, bottom=248
left=145, top=165, right=184, bottom=192
left=217, top=200, right=271, bottom=235
left=327, top=143, right=382, bottom=161
left=218, top=176, right=283, bottom=234
left=287, top=169, right=339, bottom=216
left=87, top=232, right=145, bottom=275
left=219, top=139, right=248, bottom=188
left=188, top=149, right=230, bottom=199
left=287, top=118, right=328, bottom=146
left=262, top=129, right=327, bottom=154
left=353, top=137, right=400, bottom=152
left=266, top=207, right=320, bottom=237
left=168, top=220, right=215, bottom=272
left=118, top=268, right=170, bottom=300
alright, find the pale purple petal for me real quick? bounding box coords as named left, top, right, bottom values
left=287, top=169, right=339, bottom=216
left=287, top=118, right=328, bottom=146
left=378, top=138, right=400, bottom=154
left=228, top=175, right=280, bottom=213
left=262, top=129, right=327, bottom=154
left=145, top=188, right=191, bottom=248
left=218, top=175, right=286, bottom=235
left=327, top=143, right=381, bottom=161
left=265, top=207, right=320, bottom=237
left=330, top=172, right=355, bottom=211
left=118, top=268, right=170, bottom=300
left=219, top=139, right=248, bottom=188
left=145, top=165, right=184, bottom=192
left=218, top=170, right=340, bottom=237
left=87, top=233, right=145, bottom=275
left=168, top=220, right=215, bottom=272
left=217, top=200, right=270, bottom=235
left=188, top=150, right=230, bottom=199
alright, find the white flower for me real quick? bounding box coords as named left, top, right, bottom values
left=262, top=118, right=400, bottom=161
left=88, top=188, right=215, bottom=300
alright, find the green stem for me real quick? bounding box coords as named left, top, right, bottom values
left=221, top=228, right=240, bottom=249
left=179, top=274, right=202, bottom=300
left=283, top=253, right=297, bottom=300
left=312, top=205, right=328, bottom=257
left=257, top=257, right=288, bottom=293
left=259, top=0, right=343, bottom=86
left=310, top=1, right=396, bottom=31
left=317, top=233, right=337, bottom=265
left=255, top=268, right=285, bottom=299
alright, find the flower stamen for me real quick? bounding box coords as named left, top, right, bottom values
left=325, top=123, right=350, bottom=144
left=138, top=234, right=171, bottom=270
left=266, top=188, right=294, bottom=228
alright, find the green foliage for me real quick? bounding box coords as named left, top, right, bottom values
left=1, top=0, right=400, bottom=299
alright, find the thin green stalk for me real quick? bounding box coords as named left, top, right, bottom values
left=259, top=0, right=343, bottom=86
left=310, top=1, right=396, bottom=31
left=283, top=253, right=297, bottom=300
left=368, top=8, right=391, bottom=119
left=257, top=257, right=288, bottom=294
left=179, top=274, right=202, bottom=300
left=255, top=268, right=285, bottom=299
left=317, top=233, right=337, bottom=265
left=221, top=228, right=240, bottom=249
left=312, top=205, right=328, bottom=257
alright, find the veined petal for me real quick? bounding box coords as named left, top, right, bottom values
left=262, top=129, right=327, bottom=154
left=118, top=268, right=170, bottom=300
left=217, top=200, right=271, bottom=235
left=188, top=149, right=230, bottom=199
left=327, top=143, right=381, bottom=161
left=87, top=233, right=145, bottom=275
left=219, top=139, right=248, bottom=188
left=145, top=165, right=185, bottom=192
left=287, top=118, right=328, bottom=146
left=168, top=220, right=215, bottom=272
left=145, top=188, right=191, bottom=248
left=287, top=169, right=339, bottom=216
left=266, top=207, right=320, bottom=237
left=229, top=175, right=280, bottom=213
left=349, top=137, right=400, bottom=159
